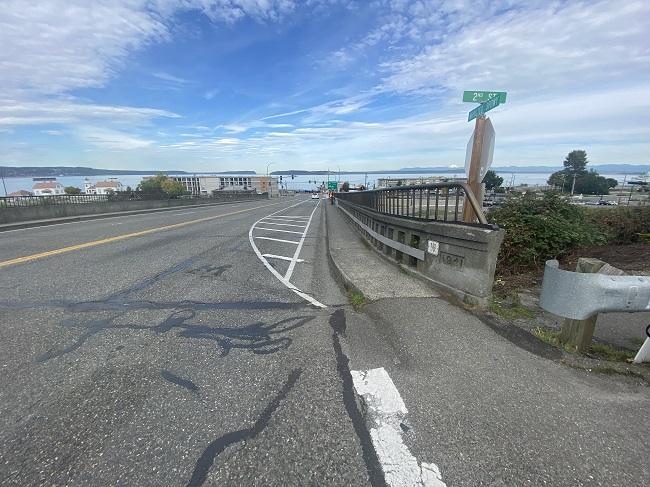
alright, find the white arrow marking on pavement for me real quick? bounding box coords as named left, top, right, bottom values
left=351, top=368, right=447, bottom=487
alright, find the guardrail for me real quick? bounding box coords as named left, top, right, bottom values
left=335, top=182, right=488, bottom=225
left=0, top=191, right=261, bottom=208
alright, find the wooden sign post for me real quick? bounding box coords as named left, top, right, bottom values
left=462, top=90, right=506, bottom=222
left=463, top=115, right=486, bottom=222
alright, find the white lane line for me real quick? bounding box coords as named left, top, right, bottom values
left=262, top=216, right=310, bottom=221
left=248, top=199, right=326, bottom=308
left=263, top=254, right=305, bottom=263
left=351, top=368, right=447, bottom=487
left=284, top=198, right=320, bottom=281
left=257, top=221, right=307, bottom=228
left=261, top=218, right=310, bottom=224
left=254, top=236, right=300, bottom=244
left=263, top=215, right=310, bottom=220
left=255, top=227, right=304, bottom=234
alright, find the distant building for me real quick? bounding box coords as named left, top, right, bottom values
left=84, top=178, right=124, bottom=194
left=171, top=175, right=278, bottom=196
left=32, top=178, right=65, bottom=195
left=8, top=190, right=33, bottom=197
left=376, top=176, right=450, bottom=188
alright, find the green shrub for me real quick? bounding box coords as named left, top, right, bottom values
left=584, top=207, right=650, bottom=244
left=488, top=192, right=606, bottom=273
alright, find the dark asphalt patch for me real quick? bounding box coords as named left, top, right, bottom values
left=329, top=309, right=386, bottom=487
left=186, top=264, right=232, bottom=278
left=185, top=369, right=302, bottom=487
left=161, top=369, right=200, bottom=393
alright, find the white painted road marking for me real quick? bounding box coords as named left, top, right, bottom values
left=254, top=236, right=300, bottom=245
left=284, top=198, right=320, bottom=281
left=257, top=221, right=306, bottom=228
left=255, top=227, right=304, bottom=234
left=262, top=254, right=305, bottom=263
left=248, top=199, right=326, bottom=308
left=351, top=368, right=447, bottom=487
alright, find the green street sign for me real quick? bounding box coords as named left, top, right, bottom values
left=327, top=181, right=338, bottom=191
left=468, top=95, right=502, bottom=122
left=463, top=91, right=507, bottom=104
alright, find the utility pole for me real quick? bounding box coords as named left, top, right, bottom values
left=618, top=174, right=627, bottom=205
left=571, top=172, right=577, bottom=195
left=266, top=162, right=274, bottom=198
left=462, top=115, right=486, bottom=222
left=0, top=167, right=7, bottom=196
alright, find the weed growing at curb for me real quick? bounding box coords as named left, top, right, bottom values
left=532, top=327, right=637, bottom=362
left=349, top=291, right=366, bottom=310
left=489, top=297, right=535, bottom=320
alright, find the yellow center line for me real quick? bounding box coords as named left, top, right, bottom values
left=0, top=201, right=283, bottom=269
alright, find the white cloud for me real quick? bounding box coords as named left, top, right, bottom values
left=77, top=127, right=154, bottom=149
left=0, top=99, right=178, bottom=127
left=381, top=1, right=650, bottom=97
left=204, top=88, right=219, bottom=100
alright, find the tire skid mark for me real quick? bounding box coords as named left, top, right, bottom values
left=186, top=369, right=302, bottom=487
left=329, top=309, right=387, bottom=487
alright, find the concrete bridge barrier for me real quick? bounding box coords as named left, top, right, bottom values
left=335, top=184, right=504, bottom=306
left=0, top=192, right=269, bottom=224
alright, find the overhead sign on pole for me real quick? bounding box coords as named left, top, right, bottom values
left=467, top=95, right=501, bottom=122
left=464, top=117, right=495, bottom=181
left=463, top=91, right=507, bottom=104
left=327, top=181, right=338, bottom=191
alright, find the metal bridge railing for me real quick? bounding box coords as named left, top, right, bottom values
left=0, top=191, right=267, bottom=209
left=0, top=193, right=135, bottom=208
left=335, top=182, right=488, bottom=225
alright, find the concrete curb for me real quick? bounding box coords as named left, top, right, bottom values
left=0, top=198, right=265, bottom=233
left=323, top=202, right=364, bottom=298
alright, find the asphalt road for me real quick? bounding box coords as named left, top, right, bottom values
left=0, top=196, right=375, bottom=486
left=1, top=196, right=648, bottom=486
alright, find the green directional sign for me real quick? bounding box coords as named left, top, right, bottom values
left=468, top=95, right=501, bottom=122
left=463, top=91, right=507, bottom=104
left=327, top=181, right=338, bottom=191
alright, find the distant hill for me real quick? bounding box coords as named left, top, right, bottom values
left=400, top=164, right=650, bottom=174
left=0, top=166, right=190, bottom=177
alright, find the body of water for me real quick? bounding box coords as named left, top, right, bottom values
left=0, top=171, right=641, bottom=196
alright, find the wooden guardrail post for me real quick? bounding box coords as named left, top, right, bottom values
left=559, top=257, right=626, bottom=352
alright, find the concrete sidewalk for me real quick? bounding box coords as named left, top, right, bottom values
left=325, top=201, right=437, bottom=300
left=325, top=203, right=649, bottom=486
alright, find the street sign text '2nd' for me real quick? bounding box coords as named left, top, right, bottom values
left=463, top=91, right=507, bottom=104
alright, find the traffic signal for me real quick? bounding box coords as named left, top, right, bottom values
left=291, top=174, right=294, bottom=179
left=280, top=175, right=283, bottom=181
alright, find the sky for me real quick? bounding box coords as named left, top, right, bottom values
left=1, top=0, right=649, bottom=173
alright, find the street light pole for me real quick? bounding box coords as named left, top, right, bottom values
left=0, top=168, right=7, bottom=196
left=266, top=162, right=274, bottom=198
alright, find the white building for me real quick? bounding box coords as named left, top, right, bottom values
left=171, top=175, right=278, bottom=196
left=84, top=178, right=124, bottom=194
left=32, top=178, right=65, bottom=195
